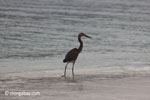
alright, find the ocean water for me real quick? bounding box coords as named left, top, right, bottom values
left=0, top=0, right=150, bottom=74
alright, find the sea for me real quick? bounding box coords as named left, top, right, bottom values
left=0, top=0, right=150, bottom=75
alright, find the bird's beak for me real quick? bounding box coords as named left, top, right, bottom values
left=84, top=34, right=92, bottom=39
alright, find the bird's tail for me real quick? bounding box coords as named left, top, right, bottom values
left=63, top=59, right=67, bottom=63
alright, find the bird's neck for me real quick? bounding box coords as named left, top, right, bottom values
left=78, top=36, right=83, bottom=52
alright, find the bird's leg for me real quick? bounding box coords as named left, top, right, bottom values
left=62, top=62, right=69, bottom=78
left=72, top=62, right=75, bottom=80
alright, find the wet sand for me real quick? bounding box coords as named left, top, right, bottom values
left=0, top=68, right=150, bottom=100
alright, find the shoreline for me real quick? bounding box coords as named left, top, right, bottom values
left=1, top=66, right=150, bottom=78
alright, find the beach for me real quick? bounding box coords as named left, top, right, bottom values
left=1, top=68, right=150, bottom=100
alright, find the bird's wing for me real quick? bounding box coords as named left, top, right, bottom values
left=64, top=48, right=79, bottom=62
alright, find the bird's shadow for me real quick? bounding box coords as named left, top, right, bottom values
left=63, top=77, right=78, bottom=83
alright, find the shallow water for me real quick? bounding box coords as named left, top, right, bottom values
left=0, top=0, right=150, bottom=74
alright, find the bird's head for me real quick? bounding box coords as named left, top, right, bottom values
left=79, top=32, right=92, bottom=39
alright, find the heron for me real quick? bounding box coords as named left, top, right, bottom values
left=62, top=32, right=92, bottom=80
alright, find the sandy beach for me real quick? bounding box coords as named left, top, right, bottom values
left=0, top=68, right=150, bottom=100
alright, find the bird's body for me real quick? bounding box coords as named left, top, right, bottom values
left=62, top=32, right=92, bottom=80
left=63, top=48, right=79, bottom=63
